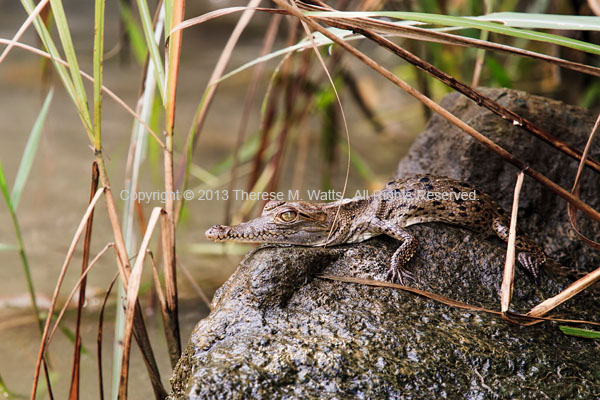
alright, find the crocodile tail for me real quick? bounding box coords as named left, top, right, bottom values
left=543, top=258, right=594, bottom=282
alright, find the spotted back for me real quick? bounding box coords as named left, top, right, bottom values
left=375, top=175, right=505, bottom=233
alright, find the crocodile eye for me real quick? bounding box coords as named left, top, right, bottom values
left=278, top=210, right=297, bottom=222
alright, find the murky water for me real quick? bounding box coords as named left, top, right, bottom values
left=0, top=2, right=423, bottom=398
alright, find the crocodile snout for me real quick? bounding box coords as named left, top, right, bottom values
left=205, top=224, right=231, bottom=241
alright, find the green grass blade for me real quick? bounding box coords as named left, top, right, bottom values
left=93, top=0, right=105, bottom=150
left=478, top=12, right=600, bottom=30
left=11, top=88, right=53, bottom=211
left=112, top=283, right=126, bottom=400
left=117, top=1, right=148, bottom=65
left=136, top=0, right=166, bottom=103
left=0, top=161, right=14, bottom=221
left=559, top=326, right=600, bottom=340
left=48, top=0, right=93, bottom=133
left=0, top=373, right=25, bottom=399
left=304, top=11, right=600, bottom=55
left=0, top=243, right=18, bottom=251
left=0, top=159, right=44, bottom=336
left=164, top=0, right=174, bottom=34
left=20, top=0, right=93, bottom=139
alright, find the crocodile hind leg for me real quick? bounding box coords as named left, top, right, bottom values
left=492, top=217, right=546, bottom=279
left=369, top=218, right=418, bottom=284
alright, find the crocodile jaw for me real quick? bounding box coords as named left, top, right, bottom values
left=205, top=224, right=298, bottom=243
left=205, top=221, right=330, bottom=245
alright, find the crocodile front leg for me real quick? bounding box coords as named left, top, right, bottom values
left=369, top=218, right=418, bottom=284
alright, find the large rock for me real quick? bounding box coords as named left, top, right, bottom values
left=170, top=89, right=600, bottom=399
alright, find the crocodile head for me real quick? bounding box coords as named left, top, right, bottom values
left=205, top=200, right=333, bottom=246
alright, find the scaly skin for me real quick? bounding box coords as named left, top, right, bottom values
left=206, top=175, right=547, bottom=283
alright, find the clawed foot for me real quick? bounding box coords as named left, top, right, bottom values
left=517, top=251, right=544, bottom=280
left=386, top=265, right=415, bottom=285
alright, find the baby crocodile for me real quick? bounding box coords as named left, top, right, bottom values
left=206, top=175, right=546, bottom=283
